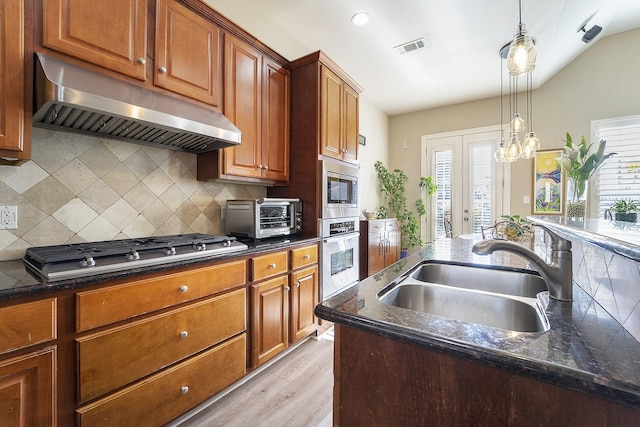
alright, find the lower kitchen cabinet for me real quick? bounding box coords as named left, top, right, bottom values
left=0, top=347, right=56, bottom=427
left=76, top=334, right=246, bottom=427
left=251, top=244, right=319, bottom=367
left=359, top=219, right=400, bottom=280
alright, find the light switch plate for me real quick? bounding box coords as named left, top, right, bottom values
left=0, top=206, right=18, bottom=229
left=523, top=196, right=530, bottom=204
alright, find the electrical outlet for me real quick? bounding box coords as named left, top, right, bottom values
left=523, top=195, right=530, bottom=204
left=0, top=206, right=18, bottom=229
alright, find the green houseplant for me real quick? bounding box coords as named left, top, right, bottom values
left=556, top=132, right=615, bottom=217
left=607, top=199, right=639, bottom=222
left=374, top=161, right=436, bottom=253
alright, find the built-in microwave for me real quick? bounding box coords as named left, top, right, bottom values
left=321, top=158, right=359, bottom=219
left=225, top=198, right=302, bottom=240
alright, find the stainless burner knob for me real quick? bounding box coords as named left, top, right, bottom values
left=196, top=243, right=206, bottom=251
left=127, top=250, right=140, bottom=261
left=165, top=246, right=176, bottom=255
left=79, top=256, right=95, bottom=268
left=222, top=239, right=231, bottom=247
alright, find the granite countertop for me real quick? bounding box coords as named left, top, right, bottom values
left=0, top=235, right=320, bottom=302
left=315, top=238, right=640, bottom=410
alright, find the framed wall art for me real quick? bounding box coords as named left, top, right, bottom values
left=533, top=149, right=564, bottom=215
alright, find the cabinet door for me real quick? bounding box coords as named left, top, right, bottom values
left=223, top=34, right=262, bottom=178
left=155, top=0, right=221, bottom=106
left=261, top=57, right=290, bottom=182
left=343, top=84, right=359, bottom=163
left=385, top=230, right=400, bottom=267
left=289, top=266, right=318, bottom=343
left=0, top=347, right=55, bottom=427
left=251, top=275, right=288, bottom=367
left=320, top=65, right=344, bottom=160
left=367, top=232, right=386, bottom=277
left=42, top=0, right=147, bottom=80
left=0, top=0, right=27, bottom=161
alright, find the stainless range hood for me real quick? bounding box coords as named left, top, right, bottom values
left=33, top=53, right=241, bottom=153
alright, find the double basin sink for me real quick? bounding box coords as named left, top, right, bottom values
left=377, top=261, right=550, bottom=333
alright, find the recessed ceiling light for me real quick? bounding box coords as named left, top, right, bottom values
left=351, top=12, right=369, bottom=26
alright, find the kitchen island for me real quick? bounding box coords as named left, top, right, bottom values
left=315, top=237, right=640, bottom=426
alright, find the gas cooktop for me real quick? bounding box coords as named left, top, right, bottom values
left=23, top=233, right=248, bottom=282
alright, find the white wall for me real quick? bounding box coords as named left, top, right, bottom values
left=388, top=28, right=640, bottom=222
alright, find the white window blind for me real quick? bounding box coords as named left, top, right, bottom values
left=434, top=149, right=452, bottom=238
left=470, top=144, right=493, bottom=233
left=594, top=116, right=640, bottom=218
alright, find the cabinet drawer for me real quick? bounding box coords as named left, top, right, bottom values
left=0, top=298, right=56, bottom=354
left=290, top=244, right=318, bottom=270
left=251, top=251, right=288, bottom=281
left=76, top=260, right=246, bottom=331
left=385, top=220, right=399, bottom=232
left=77, top=333, right=246, bottom=427
left=77, top=288, right=246, bottom=403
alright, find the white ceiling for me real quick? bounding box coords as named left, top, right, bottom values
left=204, top=0, right=640, bottom=116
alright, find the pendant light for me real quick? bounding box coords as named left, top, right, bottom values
left=521, top=72, right=540, bottom=158
left=506, top=0, right=536, bottom=76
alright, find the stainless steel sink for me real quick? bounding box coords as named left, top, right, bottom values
left=378, top=262, right=550, bottom=333
left=411, top=263, right=548, bottom=298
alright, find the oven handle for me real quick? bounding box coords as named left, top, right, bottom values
left=323, top=232, right=360, bottom=243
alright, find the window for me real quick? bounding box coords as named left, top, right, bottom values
left=592, top=116, right=640, bottom=218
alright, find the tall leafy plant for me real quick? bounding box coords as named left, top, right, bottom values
left=374, top=161, right=436, bottom=251
left=556, top=132, right=615, bottom=202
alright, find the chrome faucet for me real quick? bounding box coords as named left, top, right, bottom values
left=472, top=224, right=573, bottom=301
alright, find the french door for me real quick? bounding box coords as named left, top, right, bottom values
left=421, top=127, right=509, bottom=241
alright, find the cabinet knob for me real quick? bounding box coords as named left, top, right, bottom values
left=137, top=57, right=146, bottom=65
left=257, top=164, right=263, bottom=169
left=181, top=386, right=189, bottom=395
left=179, top=285, right=188, bottom=293
left=285, top=285, right=291, bottom=291
left=303, top=254, right=311, bottom=260
left=180, top=331, right=189, bottom=339
left=159, top=66, right=167, bottom=73
left=295, top=281, right=300, bottom=288
left=264, top=165, right=269, bottom=171
left=268, top=263, right=276, bottom=269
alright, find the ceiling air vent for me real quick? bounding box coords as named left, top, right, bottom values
left=394, top=37, right=428, bottom=55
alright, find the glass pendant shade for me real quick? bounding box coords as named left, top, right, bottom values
left=494, top=139, right=508, bottom=162
left=509, top=112, right=526, bottom=132
left=525, top=131, right=540, bottom=149
left=506, top=133, right=522, bottom=161
left=507, top=24, right=536, bottom=76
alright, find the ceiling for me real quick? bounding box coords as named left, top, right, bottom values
left=204, top=0, right=640, bottom=116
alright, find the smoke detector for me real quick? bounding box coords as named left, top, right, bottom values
left=394, top=37, right=429, bottom=55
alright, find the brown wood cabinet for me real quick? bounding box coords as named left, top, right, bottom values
left=267, top=51, right=362, bottom=237
left=155, top=0, right=222, bottom=106
left=250, top=244, right=318, bottom=367
left=42, top=0, right=223, bottom=107
left=359, top=219, right=400, bottom=280
left=42, top=0, right=148, bottom=80
left=0, top=347, right=56, bottom=427
left=0, top=0, right=30, bottom=165
left=197, top=34, right=289, bottom=184
left=0, top=298, right=57, bottom=426
left=320, top=65, right=359, bottom=163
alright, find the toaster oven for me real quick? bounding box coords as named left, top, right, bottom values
left=225, top=198, right=302, bottom=240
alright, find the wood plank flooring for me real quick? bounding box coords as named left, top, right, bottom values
left=172, top=333, right=334, bottom=427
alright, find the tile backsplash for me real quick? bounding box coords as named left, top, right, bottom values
left=0, top=128, right=266, bottom=261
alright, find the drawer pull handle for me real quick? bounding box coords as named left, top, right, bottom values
left=268, top=263, right=276, bottom=269
left=181, top=386, right=189, bottom=395
left=303, top=254, right=311, bottom=260
left=179, top=285, right=188, bottom=293
left=180, top=331, right=189, bottom=339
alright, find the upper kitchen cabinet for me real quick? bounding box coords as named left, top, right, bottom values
left=321, top=65, right=360, bottom=163
left=154, top=0, right=222, bottom=106
left=42, top=0, right=148, bottom=81
left=287, top=51, right=362, bottom=165
left=0, top=0, right=31, bottom=164
left=42, top=0, right=222, bottom=107
left=197, top=34, right=289, bottom=184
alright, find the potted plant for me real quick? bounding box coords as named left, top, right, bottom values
left=556, top=132, right=615, bottom=218
left=607, top=199, right=639, bottom=222
left=499, top=214, right=533, bottom=240
left=374, top=161, right=437, bottom=256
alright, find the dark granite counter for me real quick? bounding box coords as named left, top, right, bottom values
left=0, top=235, right=320, bottom=302
left=315, top=238, right=640, bottom=410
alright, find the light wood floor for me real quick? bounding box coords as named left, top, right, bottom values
left=172, top=334, right=334, bottom=427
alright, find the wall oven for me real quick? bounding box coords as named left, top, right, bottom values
left=320, top=217, right=360, bottom=301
